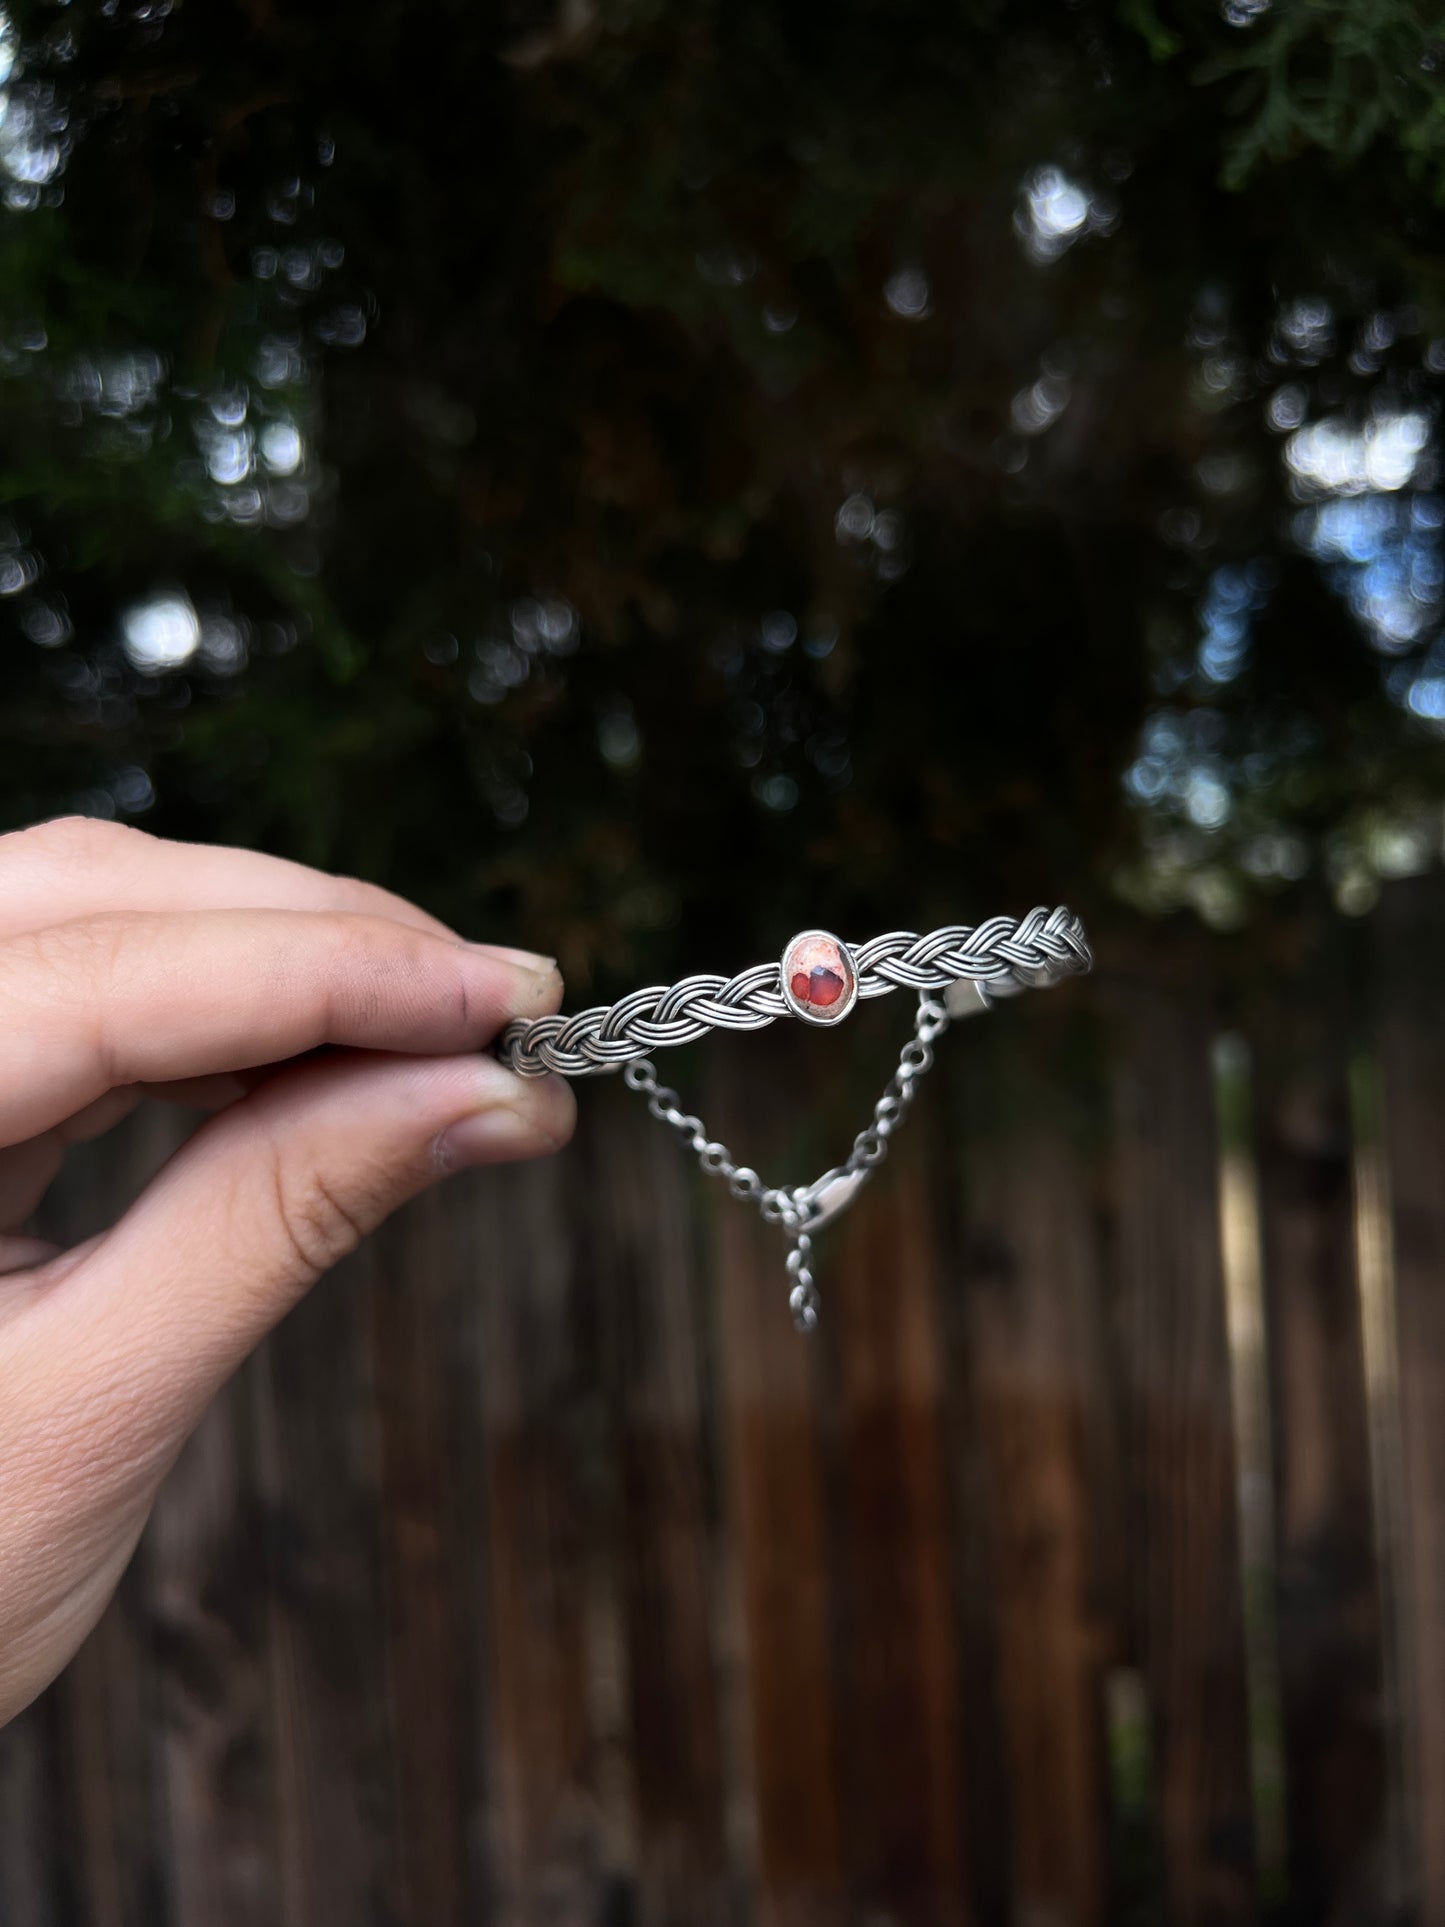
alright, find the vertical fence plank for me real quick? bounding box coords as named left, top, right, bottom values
left=366, top=1196, right=476, bottom=1927
left=1375, top=880, right=1445, bottom=1926
left=950, top=1023, right=1112, bottom=1927
left=0, top=1690, right=67, bottom=1927
left=711, top=1051, right=844, bottom=1927
left=467, top=1150, right=614, bottom=1925
left=145, top=1368, right=280, bottom=1927
left=823, top=1124, right=971, bottom=1927
left=589, top=1081, right=732, bottom=1926
left=31, top=1105, right=193, bottom=1927
left=1252, top=998, right=1387, bottom=1917
left=931, top=1137, right=1015, bottom=1927
left=1109, top=979, right=1257, bottom=1924
left=248, top=1244, right=400, bottom=1927
left=55, top=1561, right=167, bottom=1927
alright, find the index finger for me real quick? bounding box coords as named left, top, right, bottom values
left=0, top=909, right=563, bottom=1146
left=0, top=817, right=461, bottom=942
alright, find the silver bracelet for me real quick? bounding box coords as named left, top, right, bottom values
left=498, top=908, right=1093, bottom=1331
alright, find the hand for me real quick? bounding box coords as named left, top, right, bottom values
left=0, top=817, right=574, bottom=1725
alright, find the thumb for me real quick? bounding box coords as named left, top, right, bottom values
left=48, top=1048, right=574, bottom=1452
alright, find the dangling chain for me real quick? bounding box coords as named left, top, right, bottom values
left=623, top=992, right=951, bottom=1330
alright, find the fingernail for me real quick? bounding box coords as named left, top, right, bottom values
left=433, top=1072, right=574, bottom=1171
left=435, top=1107, right=539, bottom=1170
left=469, top=941, right=558, bottom=976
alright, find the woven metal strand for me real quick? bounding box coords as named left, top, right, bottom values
left=498, top=905, right=1091, bottom=1078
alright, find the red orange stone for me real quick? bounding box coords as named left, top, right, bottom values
left=781, top=931, right=857, bottom=1024
left=792, top=966, right=844, bottom=1006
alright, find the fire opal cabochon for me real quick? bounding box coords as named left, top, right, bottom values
left=780, top=930, right=858, bottom=1025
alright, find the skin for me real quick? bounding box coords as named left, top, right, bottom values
left=0, top=816, right=575, bottom=1727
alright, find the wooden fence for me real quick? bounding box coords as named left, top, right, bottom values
left=2, top=883, right=1443, bottom=1926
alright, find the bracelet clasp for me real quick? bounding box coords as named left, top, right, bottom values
left=794, top=1163, right=872, bottom=1234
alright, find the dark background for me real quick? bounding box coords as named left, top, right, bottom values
left=3, top=0, right=1444, bottom=975
left=2, top=2, right=1445, bottom=1923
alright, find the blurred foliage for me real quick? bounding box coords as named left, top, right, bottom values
left=0, top=0, right=1443, bottom=986
left=1203, top=0, right=1445, bottom=192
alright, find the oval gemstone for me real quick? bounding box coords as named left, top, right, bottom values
left=781, top=931, right=856, bottom=1023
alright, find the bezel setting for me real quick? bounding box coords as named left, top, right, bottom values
left=779, top=928, right=859, bottom=1026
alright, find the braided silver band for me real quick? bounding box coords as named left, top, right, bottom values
left=498, top=905, right=1092, bottom=1079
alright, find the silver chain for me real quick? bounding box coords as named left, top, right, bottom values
left=623, top=991, right=950, bottom=1331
